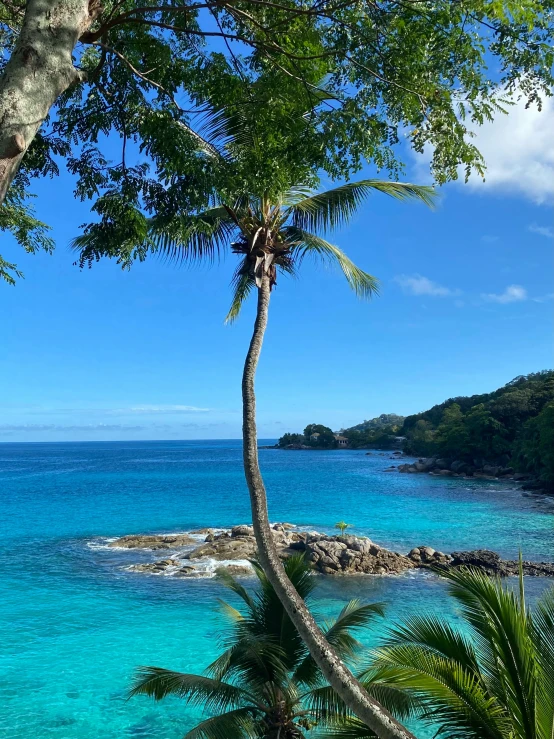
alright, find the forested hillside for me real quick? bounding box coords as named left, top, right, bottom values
left=401, top=371, right=554, bottom=487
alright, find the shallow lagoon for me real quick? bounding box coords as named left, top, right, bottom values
left=1, top=440, right=552, bottom=738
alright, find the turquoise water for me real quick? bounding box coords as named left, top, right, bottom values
left=1, top=440, right=553, bottom=738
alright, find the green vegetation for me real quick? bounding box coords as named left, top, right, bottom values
left=278, top=415, right=405, bottom=450
left=278, top=424, right=338, bottom=449
left=130, top=555, right=413, bottom=738
left=335, top=522, right=352, bottom=536
left=375, top=564, right=554, bottom=739
left=3, top=0, right=554, bottom=280
left=401, top=371, right=554, bottom=486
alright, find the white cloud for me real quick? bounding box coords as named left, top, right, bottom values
left=394, top=274, right=461, bottom=297
left=411, top=95, right=554, bottom=204
left=528, top=223, right=554, bottom=239
left=532, top=293, right=554, bottom=304
left=481, top=285, right=528, bottom=304
left=462, top=97, right=554, bottom=204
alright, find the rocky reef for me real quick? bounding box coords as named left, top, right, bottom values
left=391, top=457, right=547, bottom=495
left=106, top=524, right=554, bottom=579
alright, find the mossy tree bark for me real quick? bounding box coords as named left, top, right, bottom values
left=241, top=273, right=417, bottom=739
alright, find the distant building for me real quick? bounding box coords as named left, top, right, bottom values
left=334, top=434, right=349, bottom=447
left=310, top=432, right=321, bottom=442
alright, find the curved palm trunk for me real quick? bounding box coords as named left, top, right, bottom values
left=242, top=274, right=417, bottom=739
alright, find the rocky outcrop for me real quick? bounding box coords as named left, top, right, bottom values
left=288, top=534, right=412, bottom=575
left=396, top=457, right=541, bottom=487
left=448, top=550, right=554, bottom=577
left=407, top=546, right=451, bottom=567
left=185, top=525, right=308, bottom=562
left=115, top=524, right=554, bottom=579
left=109, top=534, right=196, bottom=549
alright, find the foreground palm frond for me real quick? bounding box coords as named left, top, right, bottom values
left=373, top=565, right=554, bottom=739
left=130, top=554, right=408, bottom=738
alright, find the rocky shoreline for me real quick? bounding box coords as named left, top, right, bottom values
left=389, top=455, right=548, bottom=494
left=105, top=524, right=554, bottom=579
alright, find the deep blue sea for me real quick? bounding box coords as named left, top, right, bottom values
left=1, top=440, right=553, bottom=739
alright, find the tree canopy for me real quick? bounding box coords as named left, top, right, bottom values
left=1, top=0, right=554, bottom=280
left=401, top=371, right=554, bottom=485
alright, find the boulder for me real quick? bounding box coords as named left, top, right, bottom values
left=449, top=550, right=506, bottom=575
left=128, top=558, right=178, bottom=573
left=187, top=537, right=257, bottom=561
left=451, top=460, right=470, bottom=474
left=483, top=465, right=501, bottom=476
left=110, top=534, right=196, bottom=549
left=231, top=525, right=254, bottom=537
left=435, top=459, right=450, bottom=470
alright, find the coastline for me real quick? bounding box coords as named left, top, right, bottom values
left=99, top=523, right=554, bottom=580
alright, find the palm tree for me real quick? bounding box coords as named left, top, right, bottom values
left=73, top=108, right=435, bottom=739
left=130, top=554, right=416, bottom=738
left=371, top=564, right=554, bottom=738
left=335, top=522, right=352, bottom=536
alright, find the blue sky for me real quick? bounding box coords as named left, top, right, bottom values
left=1, top=97, right=553, bottom=442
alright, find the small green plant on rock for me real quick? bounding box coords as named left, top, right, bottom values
left=335, top=521, right=352, bottom=536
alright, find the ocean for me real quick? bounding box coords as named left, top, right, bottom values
left=1, top=440, right=552, bottom=738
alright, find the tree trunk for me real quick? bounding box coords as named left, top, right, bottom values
left=242, top=274, right=417, bottom=739
left=0, top=0, right=99, bottom=205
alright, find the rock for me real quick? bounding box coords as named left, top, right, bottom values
left=513, top=472, right=530, bottom=481
left=483, top=465, right=501, bottom=476
left=128, top=558, right=178, bottom=573
left=110, top=534, right=196, bottom=549
left=231, top=525, right=254, bottom=537
left=451, top=460, right=471, bottom=474
left=190, top=528, right=214, bottom=535
left=438, top=469, right=453, bottom=476
left=448, top=550, right=554, bottom=578
left=205, top=533, right=215, bottom=542
left=215, top=564, right=253, bottom=577
left=522, top=480, right=545, bottom=491
left=449, top=550, right=506, bottom=575
left=187, top=537, right=257, bottom=561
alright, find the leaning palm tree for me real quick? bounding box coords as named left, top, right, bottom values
left=130, top=554, right=416, bottom=738
left=73, top=106, right=435, bottom=739
left=371, top=565, right=554, bottom=739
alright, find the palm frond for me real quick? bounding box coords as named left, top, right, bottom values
left=226, top=258, right=255, bottom=323
left=381, top=615, right=479, bottom=673
left=287, top=180, right=436, bottom=234
left=148, top=207, right=236, bottom=265
left=129, top=667, right=248, bottom=711
left=442, top=567, right=537, bottom=737
left=183, top=708, right=259, bottom=739
left=319, top=717, right=378, bottom=738
left=285, top=228, right=379, bottom=299
left=533, top=586, right=554, bottom=738
left=374, top=646, right=508, bottom=739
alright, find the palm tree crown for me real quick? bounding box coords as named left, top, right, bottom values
left=372, top=565, right=554, bottom=739
left=142, top=179, right=434, bottom=323
left=130, top=555, right=409, bottom=738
